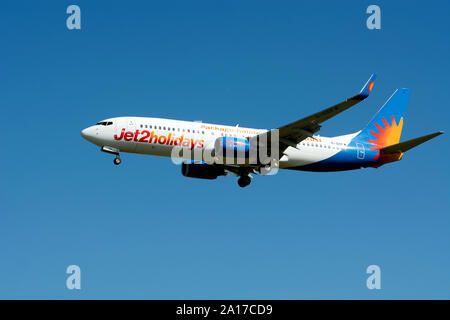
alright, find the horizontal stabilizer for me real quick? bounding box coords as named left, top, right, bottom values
left=380, top=131, right=444, bottom=154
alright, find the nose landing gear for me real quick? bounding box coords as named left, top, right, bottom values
left=113, top=157, right=122, bottom=165
left=101, top=146, right=122, bottom=166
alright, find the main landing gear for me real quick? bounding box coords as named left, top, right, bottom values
left=101, top=146, right=121, bottom=166
left=237, top=175, right=251, bottom=188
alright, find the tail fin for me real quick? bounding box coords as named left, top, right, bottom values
left=356, top=88, right=409, bottom=150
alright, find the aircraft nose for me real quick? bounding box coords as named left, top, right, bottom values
left=81, top=127, right=91, bottom=140
left=81, top=126, right=96, bottom=142
left=81, top=128, right=88, bottom=138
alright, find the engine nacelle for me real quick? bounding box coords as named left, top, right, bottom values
left=181, top=161, right=224, bottom=180
left=214, top=137, right=253, bottom=164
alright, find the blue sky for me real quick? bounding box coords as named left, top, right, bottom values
left=1, top=0, right=449, bottom=299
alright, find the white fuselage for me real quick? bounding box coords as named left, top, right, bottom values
left=81, top=116, right=357, bottom=169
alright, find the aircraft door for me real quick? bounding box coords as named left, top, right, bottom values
left=356, top=143, right=365, bottom=160
left=124, top=118, right=137, bottom=152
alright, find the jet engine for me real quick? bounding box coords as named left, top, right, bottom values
left=181, top=161, right=224, bottom=180
left=214, top=137, right=254, bottom=164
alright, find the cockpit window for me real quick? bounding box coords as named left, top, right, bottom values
left=96, top=121, right=113, bottom=126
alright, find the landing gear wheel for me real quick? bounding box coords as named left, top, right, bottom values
left=237, top=176, right=251, bottom=188
left=113, top=157, right=121, bottom=165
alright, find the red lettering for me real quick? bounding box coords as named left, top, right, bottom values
left=133, top=130, right=140, bottom=142
left=174, top=135, right=184, bottom=146
left=181, top=139, right=190, bottom=147
left=158, top=135, right=167, bottom=144
left=139, top=130, right=150, bottom=143
left=124, top=131, right=134, bottom=141
left=149, top=131, right=158, bottom=144
left=114, top=128, right=125, bottom=140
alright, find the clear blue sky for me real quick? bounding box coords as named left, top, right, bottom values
left=1, top=0, right=449, bottom=299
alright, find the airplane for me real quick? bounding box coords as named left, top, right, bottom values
left=81, top=74, right=443, bottom=187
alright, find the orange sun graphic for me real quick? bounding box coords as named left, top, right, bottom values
left=367, top=115, right=403, bottom=159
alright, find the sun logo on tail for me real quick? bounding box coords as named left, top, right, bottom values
left=367, top=115, right=403, bottom=159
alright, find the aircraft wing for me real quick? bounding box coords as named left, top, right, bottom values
left=254, top=74, right=376, bottom=151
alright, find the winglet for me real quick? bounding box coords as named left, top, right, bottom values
left=356, top=73, right=377, bottom=100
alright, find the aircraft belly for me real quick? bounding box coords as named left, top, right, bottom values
left=136, top=142, right=172, bottom=157
left=115, top=140, right=137, bottom=153
left=279, top=147, right=339, bottom=169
